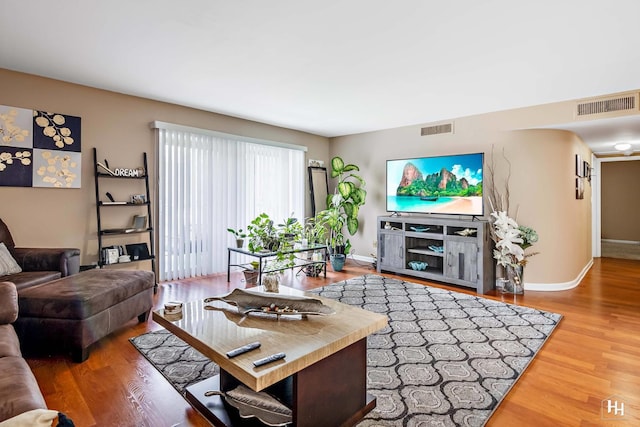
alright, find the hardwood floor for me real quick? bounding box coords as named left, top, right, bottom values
left=27, top=257, right=639, bottom=426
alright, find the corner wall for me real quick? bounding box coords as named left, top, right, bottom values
left=0, top=69, right=330, bottom=265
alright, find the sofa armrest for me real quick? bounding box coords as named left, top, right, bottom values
left=0, top=282, right=18, bottom=324
left=13, top=248, right=80, bottom=277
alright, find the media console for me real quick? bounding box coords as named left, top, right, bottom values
left=377, top=215, right=494, bottom=294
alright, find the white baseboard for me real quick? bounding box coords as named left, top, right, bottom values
left=601, top=239, right=640, bottom=245
left=350, top=253, right=375, bottom=263
left=358, top=254, right=593, bottom=292
left=525, top=258, right=594, bottom=292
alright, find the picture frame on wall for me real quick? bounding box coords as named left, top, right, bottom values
left=576, top=177, right=584, bottom=199
left=575, top=154, right=583, bottom=177
left=583, top=160, right=591, bottom=181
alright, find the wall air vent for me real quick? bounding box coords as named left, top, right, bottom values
left=421, top=122, right=454, bottom=136
left=575, top=93, right=638, bottom=119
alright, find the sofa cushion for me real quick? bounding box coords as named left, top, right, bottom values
left=0, top=408, right=59, bottom=426
left=3, top=272, right=62, bottom=292
left=0, top=357, right=47, bottom=421
left=18, top=269, right=155, bottom=320
left=0, top=325, right=21, bottom=358
left=0, top=243, right=21, bottom=276
left=0, top=282, right=18, bottom=325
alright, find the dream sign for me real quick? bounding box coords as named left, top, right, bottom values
left=113, top=167, right=143, bottom=177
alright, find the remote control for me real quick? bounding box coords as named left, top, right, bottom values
left=253, top=352, right=286, bottom=367
left=226, top=341, right=261, bottom=358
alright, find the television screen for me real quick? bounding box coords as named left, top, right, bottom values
left=386, top=153, right=484, bottom=216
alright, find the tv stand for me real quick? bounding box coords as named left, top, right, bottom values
left=377, top=215, right=494, bottom=294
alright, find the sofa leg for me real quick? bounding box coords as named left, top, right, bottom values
left=73, top=347, right=89, bottom=363
left=138, top=311, right=150, bottom=323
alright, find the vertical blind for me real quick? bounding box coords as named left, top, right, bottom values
left=155, top=123, right=305, bottom=281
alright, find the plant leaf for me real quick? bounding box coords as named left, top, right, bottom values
left=331, top=156, right=344, bottom=173
left=347, top=217, right=359, bottom=235
left=351, top=188, right=366, bottom=204
left=343, top=201, right=354, bottom=218
left=338, top=182, right=352, bottom=198
left=343, top=164, right=359, bottom=172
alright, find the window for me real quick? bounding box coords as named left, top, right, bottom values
left=153, top=122, right=305, bottom=280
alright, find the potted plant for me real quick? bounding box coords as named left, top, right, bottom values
left=303, top=216, right=327, bottom=246
left=226, top=227, right=247, bottom=248
left=247, top=212, right=297, bottom=270
left=240, top=260, right=260, bottom=286
left=278, top=214, right=303, bottom=243
left=247, top=213, right=279, bottom=253
left=262, top=258, right=291, bottom=292
left=316, top=156, right=366, bottom=271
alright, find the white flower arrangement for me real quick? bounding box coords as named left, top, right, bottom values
left=490, top=210, right=538, bottom=267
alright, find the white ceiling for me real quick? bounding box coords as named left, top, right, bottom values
left=2, top=0, right=640, bottom=154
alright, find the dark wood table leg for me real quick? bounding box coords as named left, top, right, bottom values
left=293, top=338, right=375, bottom=427
left=185, top=338, right=375, bottom=426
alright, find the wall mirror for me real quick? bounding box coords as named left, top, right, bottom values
left=308, top=166, right=329, bottom=216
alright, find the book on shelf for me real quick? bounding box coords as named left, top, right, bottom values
left=102, top=201, right=128, bottom=205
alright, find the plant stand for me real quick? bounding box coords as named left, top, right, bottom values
left=227, top=244, right=328, bottom=285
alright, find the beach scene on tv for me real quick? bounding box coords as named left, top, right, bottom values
left=386, top=153, right=483, bottom=215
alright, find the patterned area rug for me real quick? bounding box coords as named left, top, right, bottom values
left=130, top=274, right=562, bottom=426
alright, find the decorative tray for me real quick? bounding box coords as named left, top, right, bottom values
left=410, top=226, right=430, bottom=232
left=204, top=288, right=335, bottom=317
left=205, top=385, right=292, bottom=426
left=408, top=261, right=428, bottom=271
left=454, top=228, right=477, bottom=236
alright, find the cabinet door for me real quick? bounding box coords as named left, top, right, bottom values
left=379, top=232, right=404, bottom=269
left=444, top=240, right=478, bottom=284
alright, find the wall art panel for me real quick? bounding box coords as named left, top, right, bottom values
left=0, top=105, right=81, bottom=188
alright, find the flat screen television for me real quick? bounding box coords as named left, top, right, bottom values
left=386, top=152, right=484, bottom=216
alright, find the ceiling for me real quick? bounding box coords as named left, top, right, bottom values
left=2, top=0, right=640, bottom=154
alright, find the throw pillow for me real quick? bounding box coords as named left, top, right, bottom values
left=0, top=409, right=58, bottom=427
left=0, top=242, right=21, bottom=276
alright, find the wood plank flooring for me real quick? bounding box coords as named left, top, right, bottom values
left=26, top=257, right=639, bottom=426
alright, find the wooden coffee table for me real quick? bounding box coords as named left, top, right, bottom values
left=152, top=286, right=387, bottom=427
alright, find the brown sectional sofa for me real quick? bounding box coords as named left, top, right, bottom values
left=0, top=217, right=155, bottom=423
left=0, top=281, right=48, bottom=422
left=0, top=218, right=80, bottom=290
left=15, top=269, right=155, bottom=362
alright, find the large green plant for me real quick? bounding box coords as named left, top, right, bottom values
left=317, top=156, right=366, bottom=254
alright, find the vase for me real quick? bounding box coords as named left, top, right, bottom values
left=262, top=274, right=280, bottom=292
left=504, top=264, right=524, bottom=294
left=330, top=254, right=345, bottom=272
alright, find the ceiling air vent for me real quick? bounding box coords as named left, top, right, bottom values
left=421, top=122, right=454, bottom=136
left=575, top=93, right=638, bottom=119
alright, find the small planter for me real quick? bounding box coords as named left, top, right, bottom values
left=304, top=263, right=324, bottom=277
left=236, top=238, right=244, bottom=248
left=243, top=269, right=258, bottom=286
left=330, top=254, right=346, bottom=272
left=262, top=274, right=280, bottom=292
